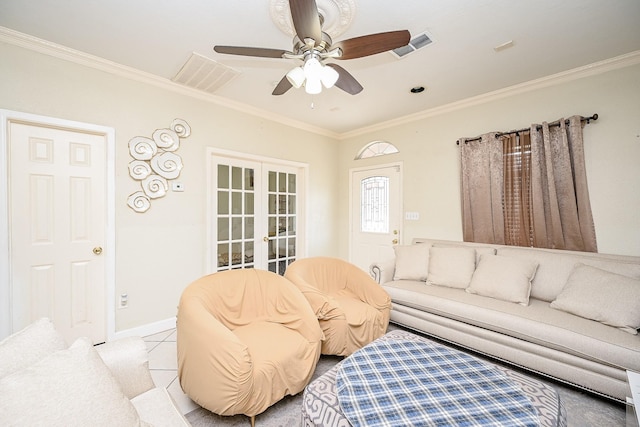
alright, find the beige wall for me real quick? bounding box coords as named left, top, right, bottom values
left=2, top=39, right=639, bottom=334
left=0, top=42, right=340, bottom=332
left=338, top=63, right=640, bottom=258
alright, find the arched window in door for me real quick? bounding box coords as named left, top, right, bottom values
left=360, top=176, right=389, bottom=233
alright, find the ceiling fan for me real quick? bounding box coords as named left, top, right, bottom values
left=213, top=0, right=410, bottom=96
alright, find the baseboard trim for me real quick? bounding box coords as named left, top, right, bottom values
left=112, top=317, right=177, bottom=340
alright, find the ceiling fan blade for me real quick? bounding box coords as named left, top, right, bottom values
left=333, top=30, right=411, bottom=60
left=214, top=46, right=289, bottom=58
left=272, top=75, right=293, bottom=96
left=289, top=0, right=322, bottom=43
left=326, top=63, right=363, bottom=95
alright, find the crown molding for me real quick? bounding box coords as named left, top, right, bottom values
left=2, top=26, right=638, bottom=141
left=0, top=26, right=340, bottom=139
left=339, top=50, right=640, bottom=140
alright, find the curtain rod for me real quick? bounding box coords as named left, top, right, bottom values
left=456, top=114, right=598, bottom=145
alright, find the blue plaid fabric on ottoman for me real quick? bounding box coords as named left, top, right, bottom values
left=302, top=329, right=567, bottom=427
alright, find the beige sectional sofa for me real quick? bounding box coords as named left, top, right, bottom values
left=370, top=238, right=640, bottom=402
left=0, top=318, right=190, bottom=426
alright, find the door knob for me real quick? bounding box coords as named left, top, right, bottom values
left=93, top=246, right=103, bottom=255
left=392, top=239, right=398, bottom=244
left=263, top=237, right=269, bottom=242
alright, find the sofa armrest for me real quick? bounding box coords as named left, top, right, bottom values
left=95, top=336, right=156, bottom=400
left=370, top=258, right=396, bottom=284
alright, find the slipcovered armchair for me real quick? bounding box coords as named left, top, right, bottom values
left=284, top=257, right=391, bottom=356
left=177, top=269, right=323, bottom=425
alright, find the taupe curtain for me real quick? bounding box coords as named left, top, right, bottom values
left=460, top=115, right=597, bottom=252
left=530, top=116, right=597, bottom=251
left=460, top=133, right=505, bottom=244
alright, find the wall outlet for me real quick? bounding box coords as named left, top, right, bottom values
left=119, top=293, right=128, bottom=309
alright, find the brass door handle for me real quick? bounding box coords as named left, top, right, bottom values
left=93, top=246, right=103, bottom=255
left=392, top=239, right=398, bottom=244
left=263, top=237, right=269, bottom=242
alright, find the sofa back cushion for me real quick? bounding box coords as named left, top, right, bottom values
left=0, top=337, right=143, bottom=426
left=426, top=246, right=477, bottom=289
left=393, top=243, right=431, bottom=281
left=466, top=254, right=538, bottom=305
left=497, top=247, right=640, bottom=301
left=550, top=264, right=640, bottom=334
left=0, top=317, right=66, bottom=379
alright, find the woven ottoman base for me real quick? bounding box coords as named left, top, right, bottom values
left=302, top=329, right=567, bottom=427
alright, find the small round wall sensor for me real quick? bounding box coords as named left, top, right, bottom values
left=410, top=86, right=425, bottom=93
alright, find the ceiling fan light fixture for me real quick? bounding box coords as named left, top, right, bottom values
left=303, top=56, right=323, bottom=81
left=304, top=76, right=322, bottom=94
left=286, top=66, right=305, bottom=88
left=320, top=64, right=339, bottom=88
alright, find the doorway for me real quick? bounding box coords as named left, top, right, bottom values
left=0, top=110, right=114, bottom=343
left=349, top=163, right=402, bottom=272
left=207, top=149, right=307, bottom=275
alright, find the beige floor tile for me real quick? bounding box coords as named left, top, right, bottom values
left=143, top=329, right=175, bottom=342
left=168, top=378, right=200, bottom=415
left=148, top=341, right=178, bottom=370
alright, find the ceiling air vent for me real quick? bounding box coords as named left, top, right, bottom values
left=391, top=31, right=433, bottom=59
left=172, top=53, right=240, bottom=94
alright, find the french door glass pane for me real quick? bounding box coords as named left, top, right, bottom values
left=216, top=164, right=255, bottom=271
left=267, top=170, right=296, bottom=275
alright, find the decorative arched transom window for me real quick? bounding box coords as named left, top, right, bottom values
left=355, top=140, right=399, bottom=160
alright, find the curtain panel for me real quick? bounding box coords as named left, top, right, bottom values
left=530, top=116, right=597, bottom=252
left=460, top=133, right=505, bottom=244
left=460, top=115, right=597, bottom=252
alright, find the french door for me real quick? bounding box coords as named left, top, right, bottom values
left=209, top=151, right=305, bottom=275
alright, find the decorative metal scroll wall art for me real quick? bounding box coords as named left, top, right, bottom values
left=127, top=119, right=191, bottom=213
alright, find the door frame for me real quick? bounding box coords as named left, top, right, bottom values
left=348, top=161, right=403, bottom=267
left=205, top=147, right=308, bottom=273
left=0, top=110, right=116, bottom=340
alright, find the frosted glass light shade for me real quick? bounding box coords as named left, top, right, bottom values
left=286, top=66, right=305, bottom=88
left=321, top=65, right=339, bottom=88
left=304, top=77, right=322, bottom=94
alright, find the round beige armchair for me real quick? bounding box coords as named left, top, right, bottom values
left=177, top=269, right=323, bottom=423
left=284, top=257, right=391, bottom=356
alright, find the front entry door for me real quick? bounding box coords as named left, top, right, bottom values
left=350, top=163, right=402, bottom=272
left=7, top=120, right=108, bottom=344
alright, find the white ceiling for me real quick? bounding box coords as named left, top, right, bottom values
left=1, top=0, right=639, bottom=136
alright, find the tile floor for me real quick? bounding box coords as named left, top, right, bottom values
left=143, top=328, right=199, bottom=415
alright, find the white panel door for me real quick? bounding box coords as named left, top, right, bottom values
left=350, top=164, right=402, bottom=272
left=9, top=121, right=106, bottom=344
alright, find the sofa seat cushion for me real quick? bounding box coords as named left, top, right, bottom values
left=131, top=387, right=191, bottom=427
left=382, top=280, right=640, bottom=373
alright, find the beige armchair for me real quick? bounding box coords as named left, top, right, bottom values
left=284, top=257, right=391, bottom=356
left=177, top=269, right=323, bottom=424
